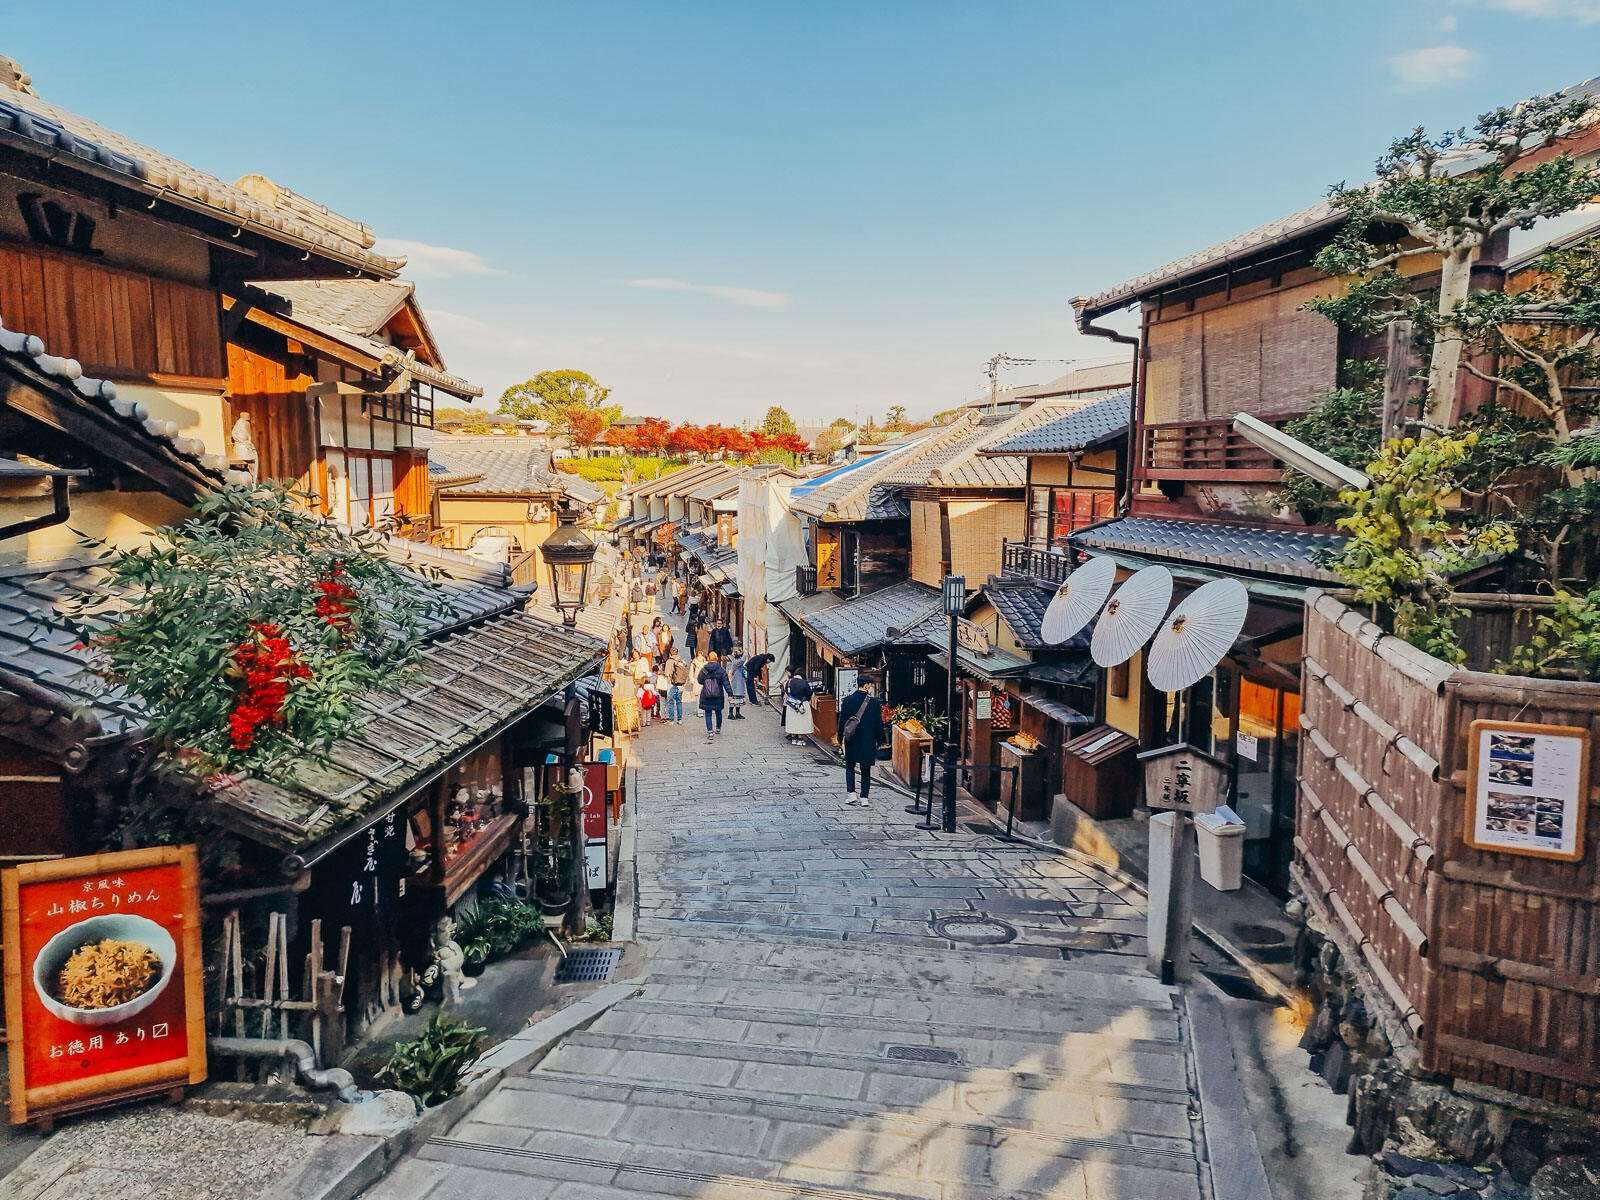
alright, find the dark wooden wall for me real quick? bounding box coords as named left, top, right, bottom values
left=0, top=241, right=223, bottom=383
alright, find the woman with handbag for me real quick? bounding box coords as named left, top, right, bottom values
left=782, top=670, right=814, bottom=746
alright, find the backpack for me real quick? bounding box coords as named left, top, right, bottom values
left=700, top=671, right=722, bottom=701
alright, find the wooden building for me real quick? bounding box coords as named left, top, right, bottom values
left=226, top=276, right=483, bottom=535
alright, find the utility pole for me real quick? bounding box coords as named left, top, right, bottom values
left=982, top=353, right=1076, bottom=411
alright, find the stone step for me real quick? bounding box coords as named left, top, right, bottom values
left=637, top=933, right=1178, bottom=1008
left=635, top=967, right=1180, bottom=1031
left=417, top=1071, right=1199, bottom=1198
left=601, top=992, right=1180, bottom=1049
left=538, top=1025, right=1193, bottom=1101
left=490, top=1068, right=1197, bottom=1161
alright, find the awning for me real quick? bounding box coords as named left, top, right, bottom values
left=719, top=580, right=740, bottom=597
left=931, top=644, right=1033, bottom=682
left=795, top=580, right=943, bottom=659
left=1020, top=657, right=1097, bottom=688
left=697, top=573, right=713, bottom=586
left=1021, top=692, right=1094, bottom=728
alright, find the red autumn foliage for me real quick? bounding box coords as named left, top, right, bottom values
left=228, top=623, right=312, bottom=752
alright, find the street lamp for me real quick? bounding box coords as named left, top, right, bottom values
left=540, top=499, right=597, bottom=627
left=941, top=575, right=966, bottom=833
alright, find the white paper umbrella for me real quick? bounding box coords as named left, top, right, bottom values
left=1040, top=555, right=1118, bottom=645
left=1147, top=578, right=1251, bottom=692
left=1090, top=565, right=1173, bottom=668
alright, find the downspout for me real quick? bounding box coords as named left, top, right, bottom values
left=1070, top=297, right=1142, bottom=516
left=208, top=1036, right=360, bottom=1102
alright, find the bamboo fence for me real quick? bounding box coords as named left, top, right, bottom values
left=1298, top=592, right=1600, bottom=1110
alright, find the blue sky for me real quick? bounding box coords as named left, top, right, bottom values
left=8, top=2, right=1598, bottom=423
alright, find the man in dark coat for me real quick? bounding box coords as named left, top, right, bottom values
left=709, top=620, right=734, bottom=658
left=837, top=676, right=886, bottom=805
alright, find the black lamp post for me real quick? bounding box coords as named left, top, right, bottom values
left=941, top=574, right=966, bottom=833
left=540, top=499, right=597, bottom=627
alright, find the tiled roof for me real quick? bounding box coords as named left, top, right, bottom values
left=622, top=462, right=725, bottom=501
left=983, top=390, right=1130, bottom=455
left=983, top=578, right=1055, bottom=650
left=0, top=78, right=400, bottom=277
left=1075, top=201, right=1342, bottom=320
left=427, top=436, right=602, bottom=503
left=256, top=280, right=480, bottom=399
left=265, top=279, right=412, bottom=335
left=686, top=472, right=741, bottom=504
left=791, top=418, right=987, bottom=521
left=862, top=484, right=910, bottom=521
left=1, top=316, right=230, bottom=497
left=795, top=580, right=943, bottom=657
left=1070, top=516, right=1346, bottom=583
left=0, top=551, right=601, bottom=858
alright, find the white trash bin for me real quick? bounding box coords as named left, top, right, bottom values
left=1194, top=805, right=1246, bottom=891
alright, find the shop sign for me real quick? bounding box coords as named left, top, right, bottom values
left=974, top=690, right=992, bottom=721
left=581, top=762, right=609, bottom=887
left=330, top=809, right=408, bottom=934
left=1236, top=731, right=1259, bottom=762
left=3, top=846, right=207, bottom=1126
left=1137, top=743, right=1226, bottom=815
left=836, top=667, right=858, bottom=697
left=585, top=687, right=614, bottom=739
left=955, top=618, right=990, bottom=656
left=990, top=690, right=1014, bottom=732
left=1465, top=720, right=1589, bottom=862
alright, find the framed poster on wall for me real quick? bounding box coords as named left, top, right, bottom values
left=3, top=846, right=207, bottom=1126
left=1464, top=720, right=1590, bottom=862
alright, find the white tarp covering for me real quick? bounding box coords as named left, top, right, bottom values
left=738, top=471, right=806, bottom=695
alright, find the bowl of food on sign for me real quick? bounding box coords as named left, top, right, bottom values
left=33, top=914, right=176, bottom=1027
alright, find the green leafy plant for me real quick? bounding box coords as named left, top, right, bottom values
left=63, top=484, right=446, bottom=784
left=376, top=1012, right=486, bottom=1107
left=583, top=914, right=613, bottom=943
left=1500, top=586, right=1600, bottom=681
left=1327, top=432, right=1516, bottom=663
left=1279, top=363, right=1383, bottom=523
left=454, top=899, right=547, bottom=964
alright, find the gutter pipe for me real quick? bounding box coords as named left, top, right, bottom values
left=207, top=1036, right=359, bottom=1103
left=1070, top=297, right=1142, bottom=518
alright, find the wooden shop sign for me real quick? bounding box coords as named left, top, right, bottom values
left=1137, top=743, right=1227, bottom=816
left=4, top=846, right=207, bottom=1127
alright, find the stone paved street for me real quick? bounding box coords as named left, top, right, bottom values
left=365, top=619, right=1247, bottom=1199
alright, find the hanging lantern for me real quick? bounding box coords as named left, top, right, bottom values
left=540, top=499, right=597, bottom=627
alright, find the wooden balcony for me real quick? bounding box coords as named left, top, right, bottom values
left=1001, top=541, right=1072, bottom=586
left=1139, top=415, right=1303, bottom=483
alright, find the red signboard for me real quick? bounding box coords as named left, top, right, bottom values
left=581, top=762, right=609, bottom=840
left=4, top=847, right=206, bottom=1126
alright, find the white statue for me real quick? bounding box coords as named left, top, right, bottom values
left=430, top=914, right=475, bottom=1004
left=230, top=412, right=259, bottom=480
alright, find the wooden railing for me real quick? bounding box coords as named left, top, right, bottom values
left=795, top=565, right=818, bottom=596
left=1001, top=541, right=1072, bottom=586
left=1139, top=414, right=1303, bottom=483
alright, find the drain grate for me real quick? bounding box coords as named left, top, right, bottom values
left=554, top=947, right=622, bottom=983
left=931, top=914, right=1019, bottom=946
left=885, top=1044, right=960, bottom=1065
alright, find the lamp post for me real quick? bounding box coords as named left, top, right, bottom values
left=941, top=574, right=966, bottom=833
left=540, top=499, right=597, bottom=627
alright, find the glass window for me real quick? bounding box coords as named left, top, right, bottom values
left=371, top=457, right=394, bottom=525
left=1028, top=488, right=1050, bottom=548
left=350, top=455, right=372, bottom=527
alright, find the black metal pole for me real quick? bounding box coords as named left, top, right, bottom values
left=942, top=610, right=958, bottom=833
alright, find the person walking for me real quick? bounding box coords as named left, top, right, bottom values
left=709, top=619, right=734, bottom=658
left=782, top=670, right=814, bottom=746
left=655, top=621, right=674, bottom=669
left=837, top=675, right=886, bottom=805
left=697, top=652, right=730, bottom=743
left=727, top=651, right=748, bottom=720
left=666, top=649, right=690, bottom=723
left=745, top=651, right=774, bottom=710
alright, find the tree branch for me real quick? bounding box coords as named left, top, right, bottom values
left=1459, top=359, right=1556, bottom=418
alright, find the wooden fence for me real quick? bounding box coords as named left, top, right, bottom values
left=1298, top=592, right=1600, bottom=1110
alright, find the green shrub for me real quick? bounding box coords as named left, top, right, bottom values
left=454, top=899, right=547, bottom=963
left=377, top=1012, right=486, bottom=1107
left=556, top=455, right=679, bottom=483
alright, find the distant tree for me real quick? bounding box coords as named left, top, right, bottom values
left=885, top=405, right=908, bottom=430
left=498, top=370, right=622, bottom=440
left=762, top=406, right=797, bottom=438
left=566, top=408, right=607, bottom=450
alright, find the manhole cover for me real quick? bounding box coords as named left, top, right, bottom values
left=1232, top=923, right=1288, bottom=947
left=931, top=914, right=1018, bottom=945
left=554, top=947, right=622, bottom=983
left=886, top=1045, right=960, bottom=1065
